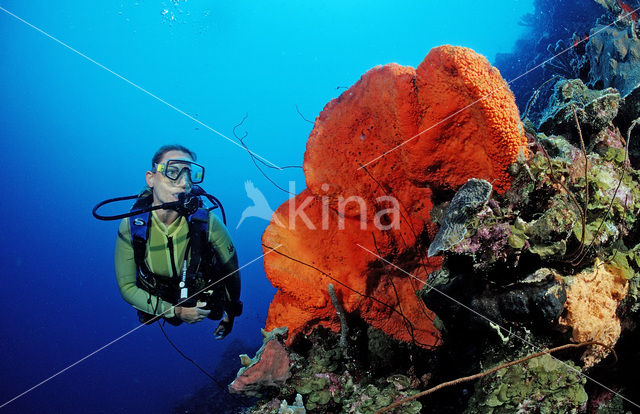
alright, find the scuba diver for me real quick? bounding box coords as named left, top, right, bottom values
left=104, top=144, right=242, bottom=339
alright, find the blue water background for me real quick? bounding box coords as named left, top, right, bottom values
left=0, top=1, right=533, bottom=412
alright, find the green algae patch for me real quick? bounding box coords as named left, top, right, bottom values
left=342, top=381, right=422, bottom=414
left=465, top=354, right=587, bottom=414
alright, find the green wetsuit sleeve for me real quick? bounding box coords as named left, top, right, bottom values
left=114, top=219, right=176, bottom=317
left=208, top=214, right=241, bottom=303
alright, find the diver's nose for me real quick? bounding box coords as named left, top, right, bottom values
left=175, top=172, right=192, bottom=191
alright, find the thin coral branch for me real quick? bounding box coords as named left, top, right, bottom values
left=262, top=243, right=437, bottom=350
left=360, top=163, right=436, bottom=324
left=328, top=283, right=348, bottom=352
left=522, top=75, right=561, bottom=121
left=295, top=104, right=315, bottom=125
left=232, top=114, right=249, bottom=141
left=375, top=341, right=616, bottom=414
left=536, top=141, right=587, bottom=248
left=535, top=110, right=636, bottom=268
left=359, top=164, right=435, bottom=276
left=576, top=117, right=639, bottom=265
left=531, top=110, right=596, bottom=268
left=565, top=106, right=589, bottom=264
left=232, top=113, right=301, bottom=195
left=234, top=113, right=302, bottom=170
left=372, top=232, right=420, bottom=348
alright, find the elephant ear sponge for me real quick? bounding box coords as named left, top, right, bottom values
left=410, top=45, right=527, bottom=192
left=262, top=45, right=526, bottom=348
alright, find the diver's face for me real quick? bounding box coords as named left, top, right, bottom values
left=145, top=150, right=193, bottom=206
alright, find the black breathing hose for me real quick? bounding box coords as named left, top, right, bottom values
left=92, top=186, right=226, bottom=225
left=92, top=194, right=171, bottom=220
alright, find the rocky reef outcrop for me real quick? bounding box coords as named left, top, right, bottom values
left=261, top=45, right=526, bottom=351
left=229, top=328, right=291, bottom=396
left=588, top=23, right=640, bottom=98
left=227, top=15, right=640, bottom=412
left=494, top=0, right=606, bottom=111
left=465, top=354, right=588, bottom=413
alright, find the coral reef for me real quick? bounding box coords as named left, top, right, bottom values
left=588, top=25, right=640, bottom=98
left=262, top=45, right=526, bottom=349
left=416, top=75, right=640, bottom=411
left=423, top=110, right=640, bottom=333
left=244, top=327, right=426, bottom=414
left=277, top=394, right=305, bottom=414
left=494, top=0, right=605, bottom=111
left=535, top=79, right=621, bottom=138
left=559, top=260, right=629, bottom=367
left=465, top=354, right=588, bottom=414
left=229, top=328, right=291, bottom=396
left=508, top=2, right=640, bottom=134
left=423, top=267, right=567, bottom=332
left=428, top=178, right=493, bottom=257
left=160, top=4, right=640, bottom=414
left=236, top=15, right=640, bottom=413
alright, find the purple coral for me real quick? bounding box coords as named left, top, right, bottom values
left=454, top=222, right=512, bottom=263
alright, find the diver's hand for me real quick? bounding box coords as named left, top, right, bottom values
left=175, top=301, right=210, bottom=324
left=214, top=313, right=234, bottom=339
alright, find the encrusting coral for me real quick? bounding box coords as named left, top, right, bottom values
left=231, top=21, right=640, bottom=412
left=465, top=354, right=588, bottom=414
left=559, top=259, right=629, bottom=367
left=428, top=178, right=493, bottom=257
left=228, top=327, right=291, bottom=396
left=262, top=45, right=526, bottom=348
left=245, top=327, right=425, bottom=414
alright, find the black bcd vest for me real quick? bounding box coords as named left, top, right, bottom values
left=128, top=194, right=225, bottom=321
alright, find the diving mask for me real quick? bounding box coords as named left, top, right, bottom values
left=154, top=159, right=205, bottom=184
